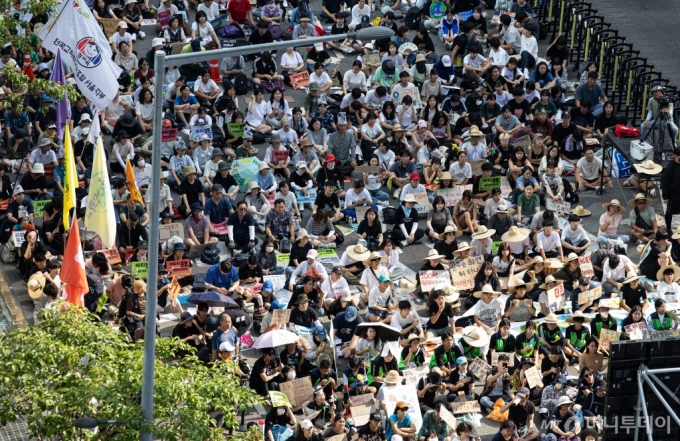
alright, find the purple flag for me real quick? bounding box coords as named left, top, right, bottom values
left=50, top=49, right=71, bottom=140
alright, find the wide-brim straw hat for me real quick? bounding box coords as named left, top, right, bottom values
left=440, top=171, right=458, bottom=183
left=27, top=272, right=46, bottom=299
left=634, top=160, right=662, bottom=175
left=501, top=226, right=530, bottom=243
left=566, top=310, right=592, bottom=323
left=622, top=272, right=644, bottom=285
left=471, top=225, right=495, bottom=240
left=508, top=279, right=535, bottom=294
left=557, top=396, right=575, bottom=407
left=422, top=249, right=446, bottom=261
left=543, top=313, right=559, bottom=324
left=439, top=225, right=463, bottom=239
left=672, top=226, right=680, bottom=240
left=468, top=125, right=484, bottom=137
left=399, top=334, right=426, bottom=347
left=296, top=229, right=310, bottom=242
left=563, top=253, right=579, bottom=266
left=453, top=242, right=477, bottom=254
left=539, top=275, right=565, bottom=289
left=384, top=370, right=402, bottom=384
left=473, top=284, right=501, bottom=299
left=347, top=244, right=371, bottom=261
left=656, top=265, right=680, bottom=283
left=628, top=193, right=653, bottom=207
left=570, top=205, right=592, bottom=217
left=462, top=325, right=490, bottom=347
left=602, top=199, right=626, bottom=212
left=402, top=193, right=418, bottom=204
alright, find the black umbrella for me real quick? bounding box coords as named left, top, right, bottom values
left=186, top=292, right=239, bottom=308
left=355, top=322, right=402, bottom=342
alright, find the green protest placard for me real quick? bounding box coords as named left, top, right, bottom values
left=478, top=176, right=502, bottom=191
left=131, top=261, right=148, bottom=279
left=227, top=122, right=245, bottom=137
left=276, top=253, right=290, bottom=268
left=269, top=391, right=292, bottom=408
left=491, top=241, right=502, bottom=256
left=33, top=199, right=51, bottom=218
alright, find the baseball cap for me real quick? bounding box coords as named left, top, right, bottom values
left=191, top=39, right=202, bottom=52
left=456, top=356, right=468, bottom=365
left=306, top=249, right=318, bottom=259
left=378, top=274, right=390, bottom=283
left=315, top=325, right=327, bottom=339
left=300, top=420, right=313, bottom=430
left=578, top=277, right=589, bottom=286
left=370, top=412, right=381, bottom=422
left=345, top=306, right=358, bottom=321
left=331, top=266, right=342, bottom=274
left=219, top=342, right=235, bottom=353
left=410, top=172, right=420, bottom=181
left=262, top=280, right=274, bottom=292
left=442, top=55, right=452, bottom=67
left=517, top=387, right=530, bottom=398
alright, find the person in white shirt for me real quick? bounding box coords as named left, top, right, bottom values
left=343, top=61, right=368, bottom=94
left=493, top=82, right=512, bottom=107
left=398, top=175, right=425, bottom=201
left=448, top=150, right=472, bottom=184
left=560, top=214, right=591, bottom=256
left=245, top=88, right=272, bottom=133
left=193, top=71, right=221, bottom=105
left=396, top=96, right=416, bottom=130
left=390, top=300, right=424, bottom=337
left=575, top=146, right=610, bottom=192
left=601, top=253, right=635, bottom=295
left=197, top=0, right=219, bottom=20
left=265, top=89, right=291, bottom=129
left=192, top=135, right=214, bottom=175
left=655, top=266, right=680, bottom=304
left=350, top=0, right=371, bottom=30
left=280, top=47, right=305, bottom=84
left=535, top=220, right=564, bottom=261
left=368, top=275, right=396, bottom=324
left=488, top=37, right=509, bottom=68
left=518, top=22, right=538, bottom=77
left=462, top=127, right=487, bottom=161
left=360, top=254, right=390, bottom=302
left=309, top=63, right=332, bottom=94
left=463, top=44, right=491, bottom=80
left=288, top=250, right=329, bottom=291
left=321, top=268, right=354, bottom=308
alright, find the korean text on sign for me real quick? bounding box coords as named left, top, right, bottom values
left=547, top=283, right=565, bottom=312
left=450, top=255, right=485, bottom=291
left=166, top=259, right=192, bottom=278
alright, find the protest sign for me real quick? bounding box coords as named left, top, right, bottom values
left=166, top=259, right=192, bottom=278
left=161, top=127, right=178, bottom=142
left=264, top=274, right=286, bottom=292
left=191, top=124, right=213, bottom=141
left=450, top=255, right=485, bottom=291
left=349, top=393, right=374, bottom=407
left=159, top=223, right=184, bottom=241
left=500, top=177, right=512, bottom=198
left=491, top=352, right=515, bottom=367
left=268, top=391, right=292, bottom=408
left=437, top=185, right=472, bottom=207
left=545, top=198, right=571, bottom=214
left=491, top=241, right=502, bottom=256
left=276, top=253, right=290, bottom=267
left=317, top=248, right=340, bottom=265
left=186, top=243, right=212, bottom=259
left=271, top=149, right=289, bottom=166
left=355, top=206, right=370, bottom=223
left=100, top=18, right=119, bottom=37
left=12, top=230, right=26, bottom=246
left=599, top=328, right=621, bottom=351
left=403, top=366, right=430, bottom=385
left=391, top=86, right=422, bottom=108
left=439, top=406, right=458, bottom=429
left=290, top=71, right=310, bottom=89
left=547, top=283, right=566, bottom=312
left=131, top=261, right=148, bottom=279
left=651, top=330, right=680, bottom=339
left=227, top=122, right=245, bottom=137
left=98, top=247, right=122, bottom=265
left=578, top=256, right=594, bottom=278
left=0, top=199, right=8, bottom=211
left=350, top=404, right=373, bottom=426
left=513, top=135, right=532, bottom=154
left=364, top=54, right=381, bottom=66
left=413, top=191, right=431, bottom=214
left=271, top=309, right=291, bottom=328
left=125, top=249, right=135, bottom=266
left=451, top=400, right=481, bottom=414
left=279, top=377, right=314, bottom=407
left=578, top=285, right=602, bottom=306
left=383, top=385, right=423, bottom=431
left=212, top=221, right=228, bottom=235
left=478, top=176, right=502, bottom=192
left=419, top=270, right=451, bottom=293
left=32, top=199, right=51, bottom=217
left=157, top=9, right=172, bottom=29
left=327, top=435, right=346, bottom=441
left=168, top=277, right=181, bottom=302
left=468, top=357, right=492, bottom=380
left=524, top=366, right=544, bottom=389
left=354, top=165, right=380, bottom=174
left=470, top=160, right=484, bottom=175
left=625, top=322, right=650, bottom=340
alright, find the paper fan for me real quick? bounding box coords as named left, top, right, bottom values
left=398, top=42, right=418, bottom=54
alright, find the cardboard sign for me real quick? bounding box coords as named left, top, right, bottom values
left=168, top=277, right=181, bottom=302
left=524, top=366, right=544, bottom=389
left=166, top=259, right=192, bottom=278
left=625, top=322, right=650, bottom=340
left=350, top=393, right=375, bottom=407
left=470, top=160, right=484, bottom=175
left=270, top=308, right=291, bottom=328
left=276, top=253, right=290, bottom=267
left=651, top=330, right=680, bottom=339
left=131, top=261, right=148, bottom=279
left=578, top=256, right=594, bottom=278
left=350, top=404, right=373, bottom=426
left=191, top=124, right=213, bottom=141
left=0, top=199, right=9, bottom=211
left=290, top=71, right=310, bottom=89
left=547, top=283, right=566, bottom=312
left=500, top=177, right=512, bottom=198
left=468, top=357, right=492, bottom=380
left=354, top=165, right=381, bottom=174
left=450, top=255, right=485, bottom=291
left=451, top=400, right=481, bottom=414
left=279, top=376, right=314, bottom=407
left=412, top=191, right=431, bottom=215
left=355, top=206, right=370, bottom=223
left=264, top=274, right=286, bottom=292
left=212, top=221, right=228, bottom=235
left=98, top=247, right=122, bottom=265
left=403, top=366, right=430, bottom=385
left=317, top=248, right=340, bottom=265
left=513, top=135, right=532, bottom=153
left=478, top=176, right=502, bottom=192
left=491, top=352, right=515, bottom=367
left=419, top=270, right=451, bottom=293
left=32, top=199, right=51, bottom=218
left=392, top=86, right=422, bottom=108
left=12, top=230, right=26, bottom=246
left=383, top=385, right=423, bottom=431
left=439, top=405, right=458, bottom=429
left=161, top=127, right=178, bottom=142
left=227, top=122, right=245, bottom=137
left=101, top=18, right=119, bottom=37
left=159, top=223, right=184, bottom=241
left=437, top=185, right=472, bottom=207
left=268, top=391, right=292, bottom=408
left=545, top=198, right=571, bottom=214
left=171, top=42, right=189, bottom=54
left=364, top=54, right=381, bottom=66
left=578, top=285, right=602, bottom=306
left=186, top=243, right=212, bottom=259
left=599, top=328, right=621, bottom=351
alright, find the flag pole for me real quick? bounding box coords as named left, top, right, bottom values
left=139, top=50, right=166, bottom=441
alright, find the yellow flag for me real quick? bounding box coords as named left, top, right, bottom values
left=84, top=139, right=117, bottom=248
left=63, top=124, right=78, bottom=229
left=126, top=159, right=144, bottom=204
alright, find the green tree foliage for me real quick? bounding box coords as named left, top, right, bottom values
left=0, top=304, right=265, bottom=440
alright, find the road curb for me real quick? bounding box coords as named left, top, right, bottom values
left=0, top=268, right=28, bottom=331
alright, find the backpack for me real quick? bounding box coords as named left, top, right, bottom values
left=539, top=21, right=548, bottom=40
left=330, top=67, right=343, bottom=87
left=382, top=207, right=397, bottom=224
left=405, top=7, right=421, bottom=30
left=268, top=23, right=283, bottom=40
left=280, top=237, right=292, bottom=253
left=562, top=178, right=579, bottom=204
left=221, top=24, right=243, bottom=38
left=215, top=94, right=234, bottom=113
left=201, top=246, right=220, bottom=264
left=234, top=73, right=249, bottom=95
left=117, top=292, right=132, bottom=321
left=84, top=266, right=104, bottom=313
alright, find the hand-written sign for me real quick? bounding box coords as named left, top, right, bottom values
left=125, top=248, right=135, bottom=266
left=168, top=277, right=181, bottom=302
left=437, top=185, right=473, bottom=207
left=545, top=198, right=571, bottom=214
left=491, top=241, right=502, bottom=256
left=403, top=366, right=430, bottom=385
left=392, top=86, right=422, bottom=108
left=354, top=165, right=381, bottom=174
left=513, top=135, right=532, bottom=154
left=159, top=223, right=184, bottom=241
left=276, top=253, right=290, bottom=267
left=158, top=10, right=172, bottom=30
left=468, top=357, right=492, bottom=380
left=547, top=283, right=566, bottom=312
left=271, top=148, right=289, bottom=165
left=625, top=322, right=650, bottom=340
left=131, top=261, right=148, bottom=279
left=12, top=230, right=26, bottom=246
left=32, top=199, right=51, bottom=217
left=161, top=127, right=178, bottom=142
left=419, top=270, right=451, bottom=293
left=470, top=160, right=484, bottom=176
left=578, top=285, right=602, bottom=305
left=451, top=400, right=481, bottom=414
left=101, top=18, right=120, bottom=37
left=599, top=328, right=621, bottom=351
left=491, top=352, right=515, bottom=367
left=227, top=122, right=245, bottom=137
left=212, top=221, right=228, bottom=235
left=270, top=309, right=291, bottom=328
left=578, top=256, right=594, bottom=278
left=412, top=191, right=431, bottom=215
left=478, top=176, right=502, bottom=192
left=439, top=406, right=458, bottom=429
left=268, top=391, right=292, bottom=408
left=651, top=330, right=680, bottom=339
left=524, top=366, right=544, bottom=389
left=450, top=255, right=485, bottom=291
left=364, top=54, right=381, bottom=66
left=98, top=247, right=122, bottom=265
left=279, top=376, right=313, bottom=407
left=350, top=404, right=373, bottom=426
left=166, top=259, right=192, bottom=278
left=500, top=177, right=512, bottom=198
left=290, top=71, right=310, bottom=89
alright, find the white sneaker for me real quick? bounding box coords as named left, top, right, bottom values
left=650, top=188, right=657, bottom=196
left=138, top=31, right=146, bottom=39
left=393, top=188, right=401, bottom=199
left=319, top=242, right=336, bottom=249
left=622, top=178, right=632, bottom=187
left=131, top=34, right=137, bottom=41
left=524, top=68, right=530, bottom=78
left=595, top=185, right=602, bottom=192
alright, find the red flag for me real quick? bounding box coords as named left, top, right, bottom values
left=23, top=52, right=34, bottom=81
left=62, top=216, right=88, bottom=306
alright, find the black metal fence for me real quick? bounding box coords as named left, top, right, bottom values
left=533, top=0, right=676, bottom=126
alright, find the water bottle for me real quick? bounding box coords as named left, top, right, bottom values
left=348, top=217, right=353, bottom=229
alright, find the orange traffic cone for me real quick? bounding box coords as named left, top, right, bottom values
left=23, top=52, right=34, bottom=81
left=209, top=59, right=221, bottom=83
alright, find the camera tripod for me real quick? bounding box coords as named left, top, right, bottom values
left=641, top=108, right=678, bottom=162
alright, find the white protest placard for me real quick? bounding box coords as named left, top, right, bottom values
left=403, top=366, right=430, bottom=385
left=546, top=198, right=571, bottom=214
left=625, top=322, right=650, bottom=340
left=12, top=230, right=26, bottom=246
left=383, top=385, right=423, bottom=431
left=578, top=256, right=594, bottom=278
left=412, top=191, right=431, bottom=215
left=190, top=123, right=213, bottom=141
left=418, top=270, right=451, bottom=293
left=350, top=405, right=373, bottom=426
left=468, top=357, right=491, bottom=380
left=451, top=400, right=481, bottom=414
left=159, top=223, right=184, bottom=241
left=263, top=274, right=286, bottom=292
left=547, top=283, right=566, bottom=312
left=524, top=366, right=544, bottom=389
left=439, top=406, right=458, bottom=429
left=355, top=206, right=370, bottom=223
left=491, top=352, right=515, bottom=367
left=437, top=185, right=472, bottom=207
left=450, top=255, right=485, bottom=291
left=317, top=248, right=340, bottom=265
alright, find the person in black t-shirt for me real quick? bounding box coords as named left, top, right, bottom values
left=417, top=371, right=446, bottom=413
left=313, top=179, right=343, bottom=222
left=541, top=345, right=566, bottom=386
left=250, top=349, right=285, bottom=397
left=290, top=294, right=321, bottom=329
left=357, top=412, right=386, bottom=441
left=172, top=311, right=210, bottom=362
left=548, top=396, right=580, bottom=439
left=507, top=88, right=532, bottom=123
left=179, top=167, right=205, bottom=215
left=410, top=27, right=437, bottom=64
left=499, top=387, right=538, bottom=438
left=427, top=291, right=455, bottom=336
left=551, top=113, right=577, bottom=148
left=594, top=101, right=617, bottom=140
left=620, top=273, right=648, bottom=312
left=639, top=230, right=671, bottom=281
left=546, top=36, right=569, bottom=67
left=356, top=208, right=383, bottom=248
left=559, top=129, right=585, bottom=165
left=569, top=99, right=595, bottom=137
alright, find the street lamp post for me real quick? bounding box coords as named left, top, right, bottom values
left=140, top=25, right=394, bottom=441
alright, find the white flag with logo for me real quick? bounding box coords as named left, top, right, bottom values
left=38, top=0, right=121, bottom=110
